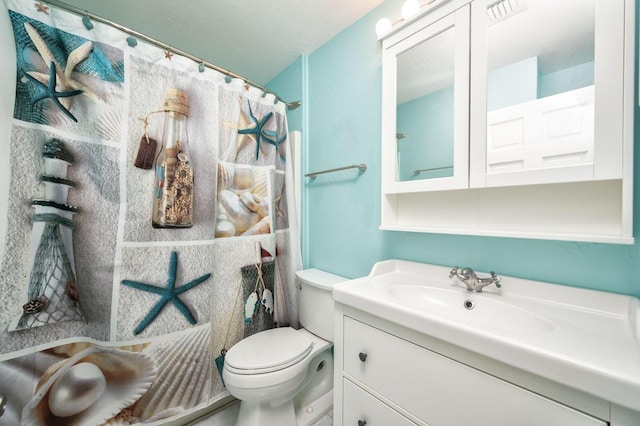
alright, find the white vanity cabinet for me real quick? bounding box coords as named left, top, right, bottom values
left=333, top=260, right=640, bottom=426
left=379, top=0, right=635, bottom=243
left=334, top=311, right=607, bottom=426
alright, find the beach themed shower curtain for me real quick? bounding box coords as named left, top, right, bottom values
left=0, top=1, right=301, bottom=424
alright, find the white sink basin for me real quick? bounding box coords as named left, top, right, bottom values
left=387, top=285, right=554, bottom=333
left=333, top=259, right=640, bottom=413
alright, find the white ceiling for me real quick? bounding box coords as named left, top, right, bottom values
left=57, top=0, right=385, bottom=84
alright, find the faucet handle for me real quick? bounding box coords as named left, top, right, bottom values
left=448, top=266, right=460, bottom=279
left=490, top=271, right=501, bottom=288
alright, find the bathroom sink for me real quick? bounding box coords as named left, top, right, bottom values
left=387, top=285, right=554, bottom=333
left=332, top=259, right=640, bottom=413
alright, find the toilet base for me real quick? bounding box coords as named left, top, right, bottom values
left=235, top=399, right=297, bottom=426
left=295, top=389, right=333, bottom=426
left=234, top=390, right=333, bottom=426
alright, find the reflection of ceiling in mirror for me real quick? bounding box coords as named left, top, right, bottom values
left=397, top=27, right=455, bottom=104
left=487, top=0, right=594, bottom=74
left=396, top=0, right=594, bottom=105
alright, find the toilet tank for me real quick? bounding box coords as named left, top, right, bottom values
left=296, top=268, right=346, bottom=342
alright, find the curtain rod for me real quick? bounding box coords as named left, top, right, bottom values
left=39, top=0, right=301, bottom=110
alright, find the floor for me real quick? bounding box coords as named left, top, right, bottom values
left=188, top=401, right=334, bottom=426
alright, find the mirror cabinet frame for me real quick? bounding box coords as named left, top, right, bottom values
left=382, top=3, right=470, bottom=193
left=379, top=0, right=635, bottom=244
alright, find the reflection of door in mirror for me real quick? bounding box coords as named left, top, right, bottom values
left=396, top=26, right=455, bottom=182
left=485, top=0, right=595, bottom=177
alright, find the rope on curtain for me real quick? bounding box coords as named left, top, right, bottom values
left=37, top=0, right=302, bottom=110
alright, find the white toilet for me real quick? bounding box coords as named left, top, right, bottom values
left=222, top=268, right=346, bottom=426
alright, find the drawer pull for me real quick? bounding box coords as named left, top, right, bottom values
left=358, top=420, right=367, bottom=426
left=358, top=352, right=367, bottom=362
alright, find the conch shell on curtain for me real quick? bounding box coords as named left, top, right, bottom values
left=215, top=162, right=271, bottom=238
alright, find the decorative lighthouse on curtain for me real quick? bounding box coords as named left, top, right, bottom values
left=9, top=139, right=85, bottom=331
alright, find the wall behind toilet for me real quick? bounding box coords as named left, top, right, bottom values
left=268, top=0, right=640, bottom=297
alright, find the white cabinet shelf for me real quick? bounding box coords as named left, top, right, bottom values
left=381, top=179, right=633, bottom=245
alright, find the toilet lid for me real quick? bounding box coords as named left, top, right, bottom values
left=225, top=328, right=314, bottom=374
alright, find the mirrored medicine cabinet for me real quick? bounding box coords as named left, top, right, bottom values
left=379, top=0, right=634, bottom=244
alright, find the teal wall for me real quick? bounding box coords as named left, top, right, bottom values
left=539, top=61, right=595, bottom=99
left=487, top=56, right=538, bottom=111
left=267, top=56, right=305, bottom=132
left=271, top=0, right=640, bottom=297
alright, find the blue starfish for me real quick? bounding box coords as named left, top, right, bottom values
left=238, top=101, right=274, bottom=160
left=121, top=251, right=211, bottom=335
left=263, top=129, right=287, bottom=162
left=24, top=61, right=83, bottom=122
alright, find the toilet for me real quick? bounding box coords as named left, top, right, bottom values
left=222, top=268, right=346, bottom=426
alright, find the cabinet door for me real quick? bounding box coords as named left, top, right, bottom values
left=343, top=378, right=418, bottom=426
left=343, top=317, right=607, bottom=426
left=381, top=2, right=470, bottom=194
left=470, top=0, right=629, bottom=188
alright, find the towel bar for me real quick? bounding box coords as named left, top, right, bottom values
left=306, top=164, right=367, bottom=179
left=414, top=165, right=453, bottom=174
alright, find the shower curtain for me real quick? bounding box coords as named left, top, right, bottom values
left=0, top=1, right=301, bottom=424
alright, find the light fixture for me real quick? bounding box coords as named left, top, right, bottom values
left=376, top=0, right=428, bottom=40
left=375, top=18, right=392, bottom=37
left=401, top=0, right=420, bottom=20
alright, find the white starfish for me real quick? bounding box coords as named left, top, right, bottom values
left=235, top=109, right=257, bottom=152
left=222, top=109, right=266, bottom=161
left=23, top=22, right=100, bottom=110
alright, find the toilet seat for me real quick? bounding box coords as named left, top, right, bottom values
left=225, top=328, right=314, bottom=375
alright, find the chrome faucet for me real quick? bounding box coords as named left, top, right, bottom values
left=449, top=266, right=501, bottom=292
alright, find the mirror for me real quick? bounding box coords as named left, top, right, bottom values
left=485, top=0, right=595, bottom=176
left=396, top=26, right=456, bottom=182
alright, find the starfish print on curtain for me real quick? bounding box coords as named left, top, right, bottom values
left=121, top=251, right=211, bottom=335
left=35, top=1, right=49, bottom=14
left=237, top=100, right=277, bottom=160
left=23, top=22, right=99, bottom=109
left=263, top=127, right=287, bottom=162
left=24, top=62, right=83, bottom=122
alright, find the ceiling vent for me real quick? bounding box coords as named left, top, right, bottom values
left=488, top=0, right=528, bottom=25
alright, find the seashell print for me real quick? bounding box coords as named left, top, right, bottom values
left=130, top=325, right=211, bottom=421
left=232, top=167, right=254, bottom=191
left=164, top=157, right=177, bottom=186
left=66, top=280, right=80, bottom=301
left=218, top=190, right=260, bottom=233
left=22, top=346, right=157, bottom=426
left=251, top=170, right=269, bottom=199
left=217, top=162, right=233, bottom=192
left=241, top=216, right=271, bottom=236
left=22, top=296, right=48, bottom=314
left=48, top=342, right=149, bottom=358
left=215, top=218, right=236, bottom=238
left=95, top=107, right=122, bottom=143
left=239, top=191, right=262, bottom=213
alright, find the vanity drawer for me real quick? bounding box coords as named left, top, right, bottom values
left=343, top=378, right=418, bottom=426
left=342, top=316, right=606, bottom=426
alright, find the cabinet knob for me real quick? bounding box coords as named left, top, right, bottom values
left=358, top=420, right=367, bottom=426
left=358, top=352, right=367, bottom=362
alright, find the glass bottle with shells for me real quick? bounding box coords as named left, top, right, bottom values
left=152, top=88, right=194, bottom=228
